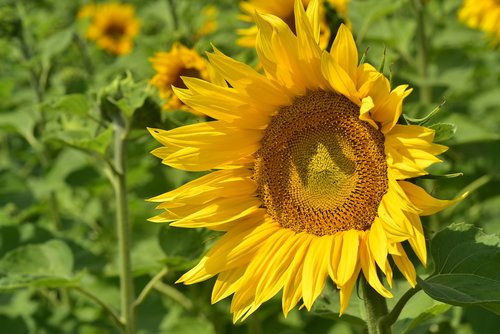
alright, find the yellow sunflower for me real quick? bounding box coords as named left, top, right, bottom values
left=78, top=2, right=140, bottom=55
left=237, top=0, right=332, bottom=49
left=148, top=0, right=465, bottom=322
left=458, top=0, right=500, bottom=44
left=327, top=0, right=349, bottom=16
left=149, top=43, right=209, bottom=111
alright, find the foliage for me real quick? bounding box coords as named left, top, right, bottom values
left=0, top=0, right=499, bottom=333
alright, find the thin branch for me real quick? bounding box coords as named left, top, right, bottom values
left=154, top=281, right=193, bottom=310
left=133, top=267, right=169, bottom=308
left=73, top=286, right=123, bottom=328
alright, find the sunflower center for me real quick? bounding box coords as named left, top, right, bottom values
left=104, top=23, right=126, bottom=40
left=173, top=67, right=202, bottom=89
left=254, top=90, right=388, bottom=236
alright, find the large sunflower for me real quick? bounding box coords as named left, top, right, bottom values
left=237, top=0, right=334, bottom=48
left=78, top=2, right=139, bottom=55
left=458, top=0, right=500, bottom=44
left=149, top=0, right=464, bottom=321
left=149, top=43, right=209, bottom=111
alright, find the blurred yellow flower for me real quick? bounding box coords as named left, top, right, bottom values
left=78, top=2, right=140, bottom=55
left=327, top=0, right=349, bottom=16
left=149, top=43, right=209, bottom=111
left=148, top=0, right=466, bottom=321
left=198, top=5, right=219, bottom=37
left=237, top=0, right=332, bottom=48
left=459, top=0, right=500, bottom=43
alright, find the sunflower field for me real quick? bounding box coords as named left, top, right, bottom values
left=1, top=0, right=499, bottom=333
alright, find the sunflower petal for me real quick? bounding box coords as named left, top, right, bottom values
left=330, top=24, right=358, bottom=80
left=400, top=181, right=468, bottom=215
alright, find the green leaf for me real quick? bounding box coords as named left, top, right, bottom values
left=40, top=28, right=74, bottom=67
left=419, top=223, right=500, bottom=315
left=429, top=123, right=456, bottom=142
left=0, top=239, right=80, bottom=290
left=102, top=72, right=148, bottom=119
left=401, top=303, right=451, bottom=333
left=158, top=226, right=206, bottom=270
left=403, top=101, right=444, bottom=126
left=54, top=94, right=89, bottom=116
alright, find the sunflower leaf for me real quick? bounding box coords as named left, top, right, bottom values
left=419, top=223, right=500, bottom=315
left=0, top=239, right=80, bottom=291
left=428, top=123, right=456, bottom=142
left=403, top=100, right=445, bottom=125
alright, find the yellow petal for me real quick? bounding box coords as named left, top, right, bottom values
left=386, top=124, right=448, bottom=179
left=149, top=168, right=255, bottom=205
left=282, top=233, right=312, bottom=316
left=254, top=12, right=308, bottom=95
left=255, top=230, right=301, bottom=305
left=405, top=212, right=427, bottom=266
left=330, top=24, right=358, bottom=80
left=391, top=243, right=416, bottom=287
left=148, top=123, right=262, bottom=171
left=336, top=230, right=360, bottom=287
left=400, top=181, right=468, bottom=216
left=212, top=267, right=246, bottom=303
left=321, top=52, right=360, bottom=105
left=302, top=235, right=331, bottom=310
left=359, top=234, right=392, bottom=298
left=338, top=263, right=361, bottom=315
left=207, top=47, right=292, bottom=107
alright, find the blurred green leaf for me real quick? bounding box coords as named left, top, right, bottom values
left=419, top=223, right=500, bottom=315
left=40, top=28, right=74, bottom=67
left=54, top=94, right=89, bottom=116
left=158, top=226, right=205, bottom=270
left=429, top=123, right=456, bottom=142
left=401, top=303, right=451, bottom=333
left=0, top=239, right=80, bottom=290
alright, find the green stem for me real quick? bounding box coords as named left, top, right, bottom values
left=380, top=285, right=422, bottom=329
left=413, top=0, right=431, bottom=105
left=133, top=267, right=168, bottom=308
left=166, top=0, right=178, bottom=31
left=73, top=286, right=123, bottom=328
left=112, top=121, right=135, bottom=334
left=362, top=278, right=391, bottom=334
left=154, top=282, right=193, bottom=310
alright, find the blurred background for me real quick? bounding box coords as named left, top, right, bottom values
left=0, top=0, right=499, bottom=333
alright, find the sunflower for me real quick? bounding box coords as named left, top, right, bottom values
left=78, top=2, right=139, bottom=55
left=237, top=0, right=333, bottom=49
left=148, top=0, right=465, bottom=322
left=149, top=43, right=209, bottom=111
left=327, top=0, right=349, bottom=16
left=458, top=0, right=500, bottom=44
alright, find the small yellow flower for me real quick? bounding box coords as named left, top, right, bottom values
left=78, top=2, right=140, bottom=55
left=149, top=0, right=466, bottom=322
left=458, top=0, right=500, bottom=44
left=149, top=43, right=209, bottom=111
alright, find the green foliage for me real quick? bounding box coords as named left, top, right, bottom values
left=0, top=240, right=79, bottom=291
left=420, top=223, right=500, bottom=315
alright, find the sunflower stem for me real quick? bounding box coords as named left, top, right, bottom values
left=362, top=278, right=391, bottom=334
left=111, top=118, right=136, bottom=334
left=413, top=0, right=432, bottom=105
left=380, top=285, right=422, bottom=329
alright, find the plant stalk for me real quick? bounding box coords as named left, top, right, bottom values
left=112, top=122, right=135, bottom=334
left=413, top=0, right=431, bottom=105
left=362, top=278, right=391, bottom=334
